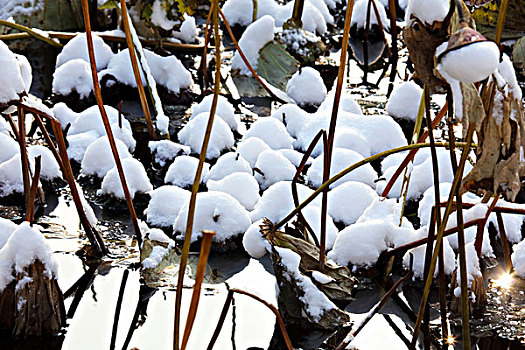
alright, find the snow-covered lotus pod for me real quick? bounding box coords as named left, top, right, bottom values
left=437, top=25, right=500, bottom=84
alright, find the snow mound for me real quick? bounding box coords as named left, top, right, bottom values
left=206, top=152, right=252, bottom=181
left=403, top=234, right=456, bottom=279
left=28, top=145, right=62, bottom=181
left=279, top=149, right=311, bottom=167
left=242, top=118, right=293, bottom=150
left=173, top=14, right=198, bottom=43
left=306, top=148, right=377, bottom=189
left=351, top=0, right=390, bottom=30
left=99, top=157, right=153, bottom=199
left=81, top=136, right=132, bottom=178
left=237, top=137, right=271, bottom=167
left=0, top=41, right=28, bottom=105
left=100, top=48, right=193, bottom=94
left=174, top=191, right=252, bottom=242
left=207, top=172, right=260, bottom=211
left=512, top=239, right=525, bottom=278
left=250, top=181, right=322, bottom=223
left=192, top=95, right=244, bottom=133
left=286, top=67, right=327, bottom=106
left=271, top=103, right=311, bottom=138
left=301, top=205, right=338, bottom=250
left=386, top=81, right=423, bottom=122
left=0, top=222, right=58, bottom=291
left=317, top=90, right=363, bottom=116
left=52, top=59, right=94, bottom=98
left=177, top=112, right=234, bottom=159
left=405, top=0, right=450, bottom=26
left=232, top=15, right=275, bottom=75
left=165, top=155, right=210, bottom=187
left=254, top=149, right=296, bottom=190
left=0, top=133, right=19, bottom=163
left=333, top=127, right=372, bottom=157
left=149, top=140, right=190, bottom=167
left=145, top=185, right=191, bottom=227
left=243, top=219, right=270, bottom=258
left=328, top=181, right=379, bottom=225
left=0, top=218, right=18, bottom=249
left=56, top=33, right=113, bottom=71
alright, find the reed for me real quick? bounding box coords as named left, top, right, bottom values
left=25, top=155, right=41, bottom=225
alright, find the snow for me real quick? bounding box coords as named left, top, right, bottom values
left=206, top=152, right=252, bottom=181
left=177, top=112, right=234, bottom=159
left=99, top=157, right=153, bottom=199
left=142, top=245, right=170, bottom=269
left=242, top=118, right=293, bottom=150
left=237, top=137, right=271, bottom=167
left=66, top=131, right=99, bottom=163
left=333, top=127, right=372, bottom=157
left=243, top=220, right=271, bottom=258
left=147, top=228, right=174, bottom=245
left=317, top=89, right=363, bottom=116
left=145, top=185, right=191, bottom=227
left=0, top=222, right=58, bottom=291
left=100, top=48, right=193, bottom=94
left=311, top=271, right=335, bottom=284
left=0, top=40, right=28, bottom=105
left=55, top=33, right=113, bottom=71
left=328, top=181, right=379, bottom=225
left=173, top=14, right=198, bottom=43
left=149, top=140, right=190, bottom=167
left=52, top=59, right=94, bottom=98
left=150, top=0, right=177, bottom=30
left=207, top=172, right=261, bottom=211
left=279, top=149, right=311, bottom=167
left=192, top=95, right=244, bottom=133
left=438, top=41, right=500, bottom=84
left=28, top=145, right=62, bottom=181
left=0, top=218, right=17, bottom=249
left=254, top=149, right=297, bottom=190
left=306, top=148, right=377, bottom=189
left=405, top=0, right=450, bottom=25
left=226, top=258, right=277, bottom=305
left=0, top=0, right=43, bottom=19
left=301, top=205, right=338, bottom=250
left=164, top=155, right=210, bottom=188
left=386, top=81, right=423, bottom=122
left=0, top=133, right=19, bottom=163
left=403, top=233, right=456, bottom=279
left=14, top=54, right=32, bottom=93
left=231, top=15, right=275, bottom=75
left=250, top=181, right=322, bottom=223
left=286, top=67, right=327, bottom=106
left=275, top=246, right=339, bottom=321
left=494, top=54, right=522, bottom=101
left=174, top=191, right=252, bottom=242
left=81, top=136, right=132, bottom=178
left=75, top=181, right=98, bottom=226
left=455, top=242, right=482, bottom=289
left=351, top=0, right=390, bottom=30
left=271, top=103, right=311, bottom=138
left=512, top=239, right=525, bottom=278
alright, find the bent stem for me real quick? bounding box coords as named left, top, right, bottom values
left=174, top=2, right=221, bottom=349
left=274, top=141, right=476, bottom=232
left=80, top=0, right=142, bottom=248
left=119, top=0, right=156, bottom=139
left=410, top=125, right=475, bottom=349
left=181, top=230, right=216, bottom=350
left=0, top=19, right=63, bottom=48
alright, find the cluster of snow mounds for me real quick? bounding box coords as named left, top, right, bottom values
left=99, top=48, right=193, bottom=94
left=351, top=0, right=390, bottom=30
left=286, top=67, right=327, bottom=107
left=0, top=222, right=58, bottom=291
left=0, top=144, right=62, bottom=196
left=386, top=81, right=423, bottom=122
left=222, top=0, right=330, bottom=35
left=0, top=41, right=30, bottom=106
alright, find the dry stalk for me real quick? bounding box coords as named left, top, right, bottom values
left=25, top=155, right=41, bottom=224
left=17, top=107, right=31, bottom=210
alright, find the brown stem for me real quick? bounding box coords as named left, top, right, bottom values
left=25, top=155, right=41, bottom=225
left=32, top=113, right=63, bottom=167
left=80, top=0, right=142, bottom=247
left=206, top=289, right=234, bottom=350
left=17, top=107, right=31, bottom=210
left=218, top=7, right=288, bottom=104
left=474, top=195, right=500, bottom=258
left=495, top=212, right=513, bottom=273
left=175, top=3, right=221, bottom=349
left=3, top=113, right=20, bottom=141
left=119, top=0, right=156, bottom=139
left=181, top=230, right=216, bottom=350
left=387, top=0, right=398, bottom=97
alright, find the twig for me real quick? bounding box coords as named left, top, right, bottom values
left=0, top=19, right=63, bottom=48
left=181, top=231, right=216, bottom=350
left=25, top=155, right=41, bottom=225
left=80, top=0, right=142, bottom=248
left=174, top=2, right=221, bottom=349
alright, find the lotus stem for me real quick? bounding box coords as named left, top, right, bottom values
left=17, top=107, right=31, bottom=210
left=387, top=0, right=398, bottom=97
left=494, top=0, right=509, bottom=45
left=25, top=155, right=41, bottom=225
left=495, top=212, right=513, bottom=273
left=119, top=0, right=156, bottom=139
left=80, top=0, right=142, bottom=248
left=174, top=2, right=221, bottom=349
left=200, top=2, right=214, bottom=90
left=0, top=19, right=63, bottom=48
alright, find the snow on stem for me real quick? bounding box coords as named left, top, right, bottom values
left=174, top=2, right=221, bottom=349
left=118, top=0, right=157, bottom=139
left=181, top=230, right=215, bottom=350
left=0, top=19, right=63, bottom=48
left=80, top=0, right=142, bottom=249
left=410, top=125, right=475, bottom=348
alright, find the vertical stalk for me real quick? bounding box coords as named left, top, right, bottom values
left=290, top=0, right=305, bottom=28
left=410, top=125, right=474, bottom=348
left=174, top=1, right=220, bottom=348
left=387, top=0, right=398, bottom=97
left=25, top=155, right=41, bottom=225
left=200, top=2, right=214, bottom=90
left=181, top=230, right=216, bottom=350
left=494, top=0, right=509, bottom=45
left=80, top=0, right=143, bottom=248
left=319, top=0, right=355, bottom=271
left=17, top=107, right=31, bottom=210
left=496, top=212, right=513, bottom=273
left=110, top=269, right=129, bottom=350
left=119, top=0, right=156, bottom=139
